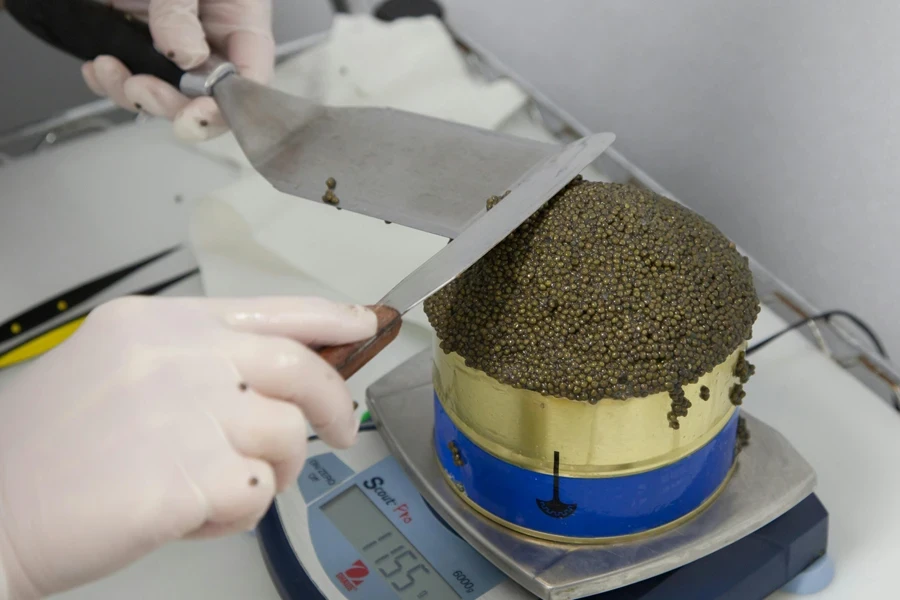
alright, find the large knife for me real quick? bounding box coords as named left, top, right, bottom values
left=7, top=0, right=561, bottom=238
left=319, top=132, right=615, bottom=379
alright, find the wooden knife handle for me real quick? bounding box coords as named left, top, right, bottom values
left=318, top=305, right=402, bottom=379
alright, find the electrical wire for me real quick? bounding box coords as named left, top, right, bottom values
left=747, top=309, right=900, bottom=412
left=747, top=310, right=887, bottom=358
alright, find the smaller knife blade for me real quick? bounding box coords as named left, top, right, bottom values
left=318, top=132, right=616, bottom=380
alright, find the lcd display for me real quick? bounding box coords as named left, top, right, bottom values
left=321, top=486, right=460, bottom=600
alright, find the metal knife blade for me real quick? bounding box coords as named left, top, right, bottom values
left=381, top=132, right=615, bottom=314
left=317, top=132, right=615, bottom=380
left=213, top=76, right=560, bottom=239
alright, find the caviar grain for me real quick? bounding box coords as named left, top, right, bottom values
left=729, top=384, right=746, bottom=406
left=734, top=351, right=756, bottom=384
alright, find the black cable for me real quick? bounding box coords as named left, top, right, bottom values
left=747, top=310, right=887, bottom=358
left=373, top=0, right=444, bottom=21
left=748, top=309, right=900, bottom=412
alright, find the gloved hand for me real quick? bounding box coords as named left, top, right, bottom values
left=0, top=295, right=375, bottom=599
left=81, top=0, right=275, bottom=141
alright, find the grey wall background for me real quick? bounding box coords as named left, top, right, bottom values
left=0, top=12, right=93, bottom=134
left=3, top=0, right=898, bottom=354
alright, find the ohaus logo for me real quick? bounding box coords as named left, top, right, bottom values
left=336, top=560, right=370, bottom=591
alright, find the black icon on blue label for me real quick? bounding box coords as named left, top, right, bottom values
left=536, top=451, right=577, bottom=519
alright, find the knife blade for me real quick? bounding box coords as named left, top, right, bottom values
left=8, top=0, right=564, bottom=239
left=318, top=132, right=616, bottom=379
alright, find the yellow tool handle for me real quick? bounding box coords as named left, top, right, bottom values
left=0, top=317, right=86, bottom=369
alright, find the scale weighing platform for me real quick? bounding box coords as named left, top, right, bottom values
left=257, top=350, right=832, bottom=600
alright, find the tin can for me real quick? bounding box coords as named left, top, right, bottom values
left=432, top=338, right=743, bottom=544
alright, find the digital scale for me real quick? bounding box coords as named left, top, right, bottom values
left=5, top=0, right=900, bottom=595
left=257, top=350, right=833, bottom=600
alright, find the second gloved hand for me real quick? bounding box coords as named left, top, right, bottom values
left=82, top=0, right=275, bottom=141
left=0, top=296, right=375, bottom=599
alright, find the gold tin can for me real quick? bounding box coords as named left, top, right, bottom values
left=433, top=339, right=743, bottom=478
left=431, top=337, right=745, bottom=542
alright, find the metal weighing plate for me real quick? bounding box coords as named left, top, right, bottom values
left=366, top=350, right=818, bottom=600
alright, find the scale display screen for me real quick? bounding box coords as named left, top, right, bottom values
left=321, top=485, right=460, bottom=600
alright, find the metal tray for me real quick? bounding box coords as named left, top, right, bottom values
left=367, top=350, right=817, bottom=600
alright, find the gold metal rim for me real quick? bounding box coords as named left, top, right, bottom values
left=433, top=343, right=745, bottom=478
left=437, top=392, right=738, bottom=478
left=436, top=447, right=739, bottom=546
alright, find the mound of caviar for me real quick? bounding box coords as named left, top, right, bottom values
left=424, top=179, right=759, bottom=410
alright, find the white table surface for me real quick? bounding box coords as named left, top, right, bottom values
left=2, top=13, right=897, bottom=600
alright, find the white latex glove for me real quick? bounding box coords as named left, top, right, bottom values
left=81, top=0, right=275, bottom=141
left=0, top=295, right=376, bottom=599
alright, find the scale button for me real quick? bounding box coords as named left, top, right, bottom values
left=298, top=453, right=356, bottom=502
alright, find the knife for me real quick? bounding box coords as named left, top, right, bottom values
left=0, top=268, right=199, bottom=369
